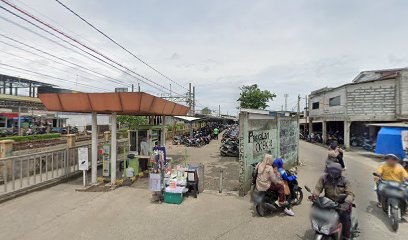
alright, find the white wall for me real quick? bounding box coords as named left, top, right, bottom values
left=309, top=86, right=347, bottom=121
left=58, top=113, right=111, bottom=131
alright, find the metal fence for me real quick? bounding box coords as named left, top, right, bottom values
left=0, top=144, right=91, bottom=195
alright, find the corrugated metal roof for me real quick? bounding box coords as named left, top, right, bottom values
left=367, top=122, right=408, bottom=128
left=38, top=92, right=189, bottom=116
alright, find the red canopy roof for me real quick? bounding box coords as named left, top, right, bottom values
left=38, top=92, right=189, bottom=116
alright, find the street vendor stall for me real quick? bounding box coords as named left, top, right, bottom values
left=38, top=92, right=189, bottom=185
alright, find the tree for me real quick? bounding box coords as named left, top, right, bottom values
left=237, top=84, right=276, bottom=109
left=201, top=107, right=212, bottom=115
left=117, top=115, right=148, bottom=129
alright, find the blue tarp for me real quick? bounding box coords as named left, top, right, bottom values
left=375, top=127, right=408, bottom=159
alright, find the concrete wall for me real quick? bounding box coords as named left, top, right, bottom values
left=238, top=110, right=299, bottom=196
left=309, top=86, right=346, bottom=121
left=346, top=79, right=396, bottom=121
left=397, top=71, right=408, bottom=119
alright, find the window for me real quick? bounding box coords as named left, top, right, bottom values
left=312, top=102, right=319, bottom=109
left=329, top=96, right=341, bottom=107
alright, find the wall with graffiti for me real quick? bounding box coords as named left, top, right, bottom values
left=238, top=110, right=299, bottom=196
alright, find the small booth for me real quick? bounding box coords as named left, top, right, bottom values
left=38, top=92, right=189, bottom=186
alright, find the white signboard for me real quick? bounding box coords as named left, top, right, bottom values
left=78, top=147, right=89, bottom=171
left=402, top=131, right=408, bottom=151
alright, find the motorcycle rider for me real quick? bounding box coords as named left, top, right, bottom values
left=273, top=158, right=297, bottom=181
left=313, top=163, right=355, bottom=240
left=255, top=154, right=294, bottom=216
left=374, top=154, right=408, bottom=208
left=327, top=141, right=346, bottom=169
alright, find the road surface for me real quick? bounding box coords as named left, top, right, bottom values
left=0, top=141, right=406, bottom=240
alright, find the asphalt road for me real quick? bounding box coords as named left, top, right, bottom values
left=0, top=141, right=406, bottom=240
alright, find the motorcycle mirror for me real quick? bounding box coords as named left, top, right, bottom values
left=338, top=193, right=347, bottom=201
left=372, top=172, right=380, bottom=177
left=304, top=186, right=311, bottom=193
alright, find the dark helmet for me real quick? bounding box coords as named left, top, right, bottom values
left=326, top=162, right=343, bottom=180
left=329, top=141, right=338, bottom=150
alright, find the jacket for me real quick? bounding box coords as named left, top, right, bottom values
left=273, top=158, right=297, bottom=181
left=313, top=174, right=354, bottom=203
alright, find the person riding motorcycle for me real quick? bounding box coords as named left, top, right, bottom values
left=273, top=158, right=297, bottom=181
left=312, top=163, right=355, bottom=240
left=327, top=141, right=346, bottom=169
left=374, top=154, right=408, bottom=208
left=255, top=154, right=294, bottom=216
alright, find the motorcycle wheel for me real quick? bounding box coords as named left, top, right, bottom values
left=292, top=189, right=303, bottom=206
left=255, top=203, right=268, bottom=217
left=391, top=208, right=399, bottom=232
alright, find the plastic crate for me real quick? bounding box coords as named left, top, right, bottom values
left=164, top=191, right=183, bottom=204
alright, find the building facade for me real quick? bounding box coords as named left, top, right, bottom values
left=308, top=68, right=408, bottom=149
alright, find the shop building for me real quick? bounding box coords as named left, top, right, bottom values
left=308, top=68, right=408, bottom=149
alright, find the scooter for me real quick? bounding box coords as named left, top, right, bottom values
left=305, top=186, right=359, bottom=240
left=254, top=188, right=294, bottom=217
left=373, top=172, right=407, bottom=232
left=286, top=167, right=303, bottom=206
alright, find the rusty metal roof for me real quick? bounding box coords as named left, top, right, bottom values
left=38, top=92, right=189, bottom=116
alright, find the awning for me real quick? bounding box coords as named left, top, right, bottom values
left=38, top=92, right=189, bottom=116
left=174, top=116, right=201, bottom=122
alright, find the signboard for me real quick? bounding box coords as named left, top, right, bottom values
left=402, top=131, right=408, bottom=151
left=78, top=147, right=89, bottom=171
left=248, top=130, right=276, bottom=155
left=102, top=144, right=111, bottom=177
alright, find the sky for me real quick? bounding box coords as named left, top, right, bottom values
left=0, top=0, right=408, bottom=115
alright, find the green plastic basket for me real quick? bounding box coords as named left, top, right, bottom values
left=164, top=191, right=183, bottom=204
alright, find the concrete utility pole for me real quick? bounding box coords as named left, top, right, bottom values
left=192, top=86, right=196, bottom=116
left=297, top=94, right=301, bottom=165
left=138, top=83, right=141, bottom=92
left=188, top=83, right=192, bottom=116
left=131, top=84, right=134, bottom=92
left=284, top=94, right=288, bottom=111
left=169, top=84, right=172, bottom=100
left=219, top=105, right=221, bottom=117
left=305, top=95, right=308, bottom=134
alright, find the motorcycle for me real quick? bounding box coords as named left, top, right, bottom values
left=373, top=172, right=407, bottom=232
left=305, top=186, right=359, bottom=240
left=253, top=169, right=303, bottom=217
left=220, top=144, right=239, bottom=157
left=286, top=167, right=304, bottom=206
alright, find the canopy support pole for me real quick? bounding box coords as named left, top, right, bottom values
left=111, top=112, right=117, bottom=185
left=91, top=112, right=98, bottom=183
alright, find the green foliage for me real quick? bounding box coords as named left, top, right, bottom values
left=0, top=133, right=61, bottom=142
left=237, top=84, right=276, bottom=109
left=117, top=115, right=148, bottom=129
left=201, top=107, right=212, bottom=115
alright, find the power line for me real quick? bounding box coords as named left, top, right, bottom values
left=0, top=33, right=131, bottom=87
left=0, top=3, right=183, bottom=97
left=55, top=0, right=189, bottom=91
left=0, top=63, right=110, bottom=91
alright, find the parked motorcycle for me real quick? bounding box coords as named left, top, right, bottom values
left=254, top=189, right=294, bottom=217
left=373, top=172, right=407, bottom=232
left=220, top=144, right=239, bottom=157
left=305, top=186, right=359, bottom=240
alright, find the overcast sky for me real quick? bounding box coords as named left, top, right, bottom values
left=0, top=0, right=407, bottom=114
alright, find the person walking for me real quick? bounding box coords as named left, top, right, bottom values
left=213, top=127, right=219, bottom=140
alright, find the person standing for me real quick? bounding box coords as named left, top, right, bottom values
left=213, top=127, right=219, bottom=140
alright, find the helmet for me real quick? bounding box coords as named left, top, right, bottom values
left=384, top=154, right=400, bottom=161
left=329, top=141, right=338, bottom=150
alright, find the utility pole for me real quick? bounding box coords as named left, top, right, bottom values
left=131, top=84, right=134, bottom=92
left=138, top=83, right=141, bottom=92
left=218, top=105, right=221, bottom=117
left=169, top=84, right=172, bottom=100
left=284, top=94, right=288, bottom=111
left=305, top=95, right=308, bottom=134
left=297, top=94, right=301, bottom=165
left=192, top=86, right=196, bottom=116
left=188, top=83, right=192, bottom=116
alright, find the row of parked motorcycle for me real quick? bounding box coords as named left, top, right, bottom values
left=219, top=124, right=239, bottom=157
left=300, top=131, right=376, bottom=152
left=172, top=125, right=226, bottom=147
